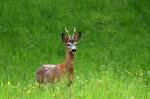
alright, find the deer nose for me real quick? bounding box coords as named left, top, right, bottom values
left=72, top=49, right=76, bottom=52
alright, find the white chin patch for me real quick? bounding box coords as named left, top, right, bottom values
left=71, top=52, right=76, bottom=54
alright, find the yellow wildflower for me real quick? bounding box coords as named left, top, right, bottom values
left=26, top=90, right=31, bottom=94
left=1, top=83, right=3, bottom=86
left=7, top=81, right=11, bottom=85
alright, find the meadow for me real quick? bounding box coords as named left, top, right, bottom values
left=0, top=0, right=150, bottom=98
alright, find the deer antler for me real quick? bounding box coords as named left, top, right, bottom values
left=74, top=27, right=76, bottom=33
left=65, top=27, right=70, bottom=38
left=72, top=27, right=76, bottom=39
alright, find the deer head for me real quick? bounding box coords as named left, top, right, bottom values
left=62, top=27, right=81, bottom=55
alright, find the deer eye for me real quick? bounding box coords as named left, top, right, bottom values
left=67, top=44, right=70, bottom=46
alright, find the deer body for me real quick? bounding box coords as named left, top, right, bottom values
left=36, top=53, right=75, bottom=83
left=36, top=29, right=81, bottom=85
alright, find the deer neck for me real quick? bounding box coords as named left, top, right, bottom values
left=64, top=51, right=75, bottom=70
left=60, top=51, right=75, bottom=74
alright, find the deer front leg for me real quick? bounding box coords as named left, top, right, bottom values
left=67, top=67, right=74, bottom=87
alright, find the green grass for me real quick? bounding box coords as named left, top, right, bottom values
left=0, top=0, right=150, bottom=98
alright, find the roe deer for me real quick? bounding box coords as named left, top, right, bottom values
left=36, top=28, right=81, bottom=86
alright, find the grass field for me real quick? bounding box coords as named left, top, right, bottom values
left=0, top=0, right=150, bottom=98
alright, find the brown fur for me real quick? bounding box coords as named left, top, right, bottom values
left=36, top=50, right=75, bottom=84
left=36, top=32, right=81, bottom=85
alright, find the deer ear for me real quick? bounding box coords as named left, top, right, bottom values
left=62, top=33, right=69, bottom=43
left=74, top=32, right=81, bottom=42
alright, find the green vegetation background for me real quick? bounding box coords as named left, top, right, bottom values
left=0, top=0, right=150, bottom=98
